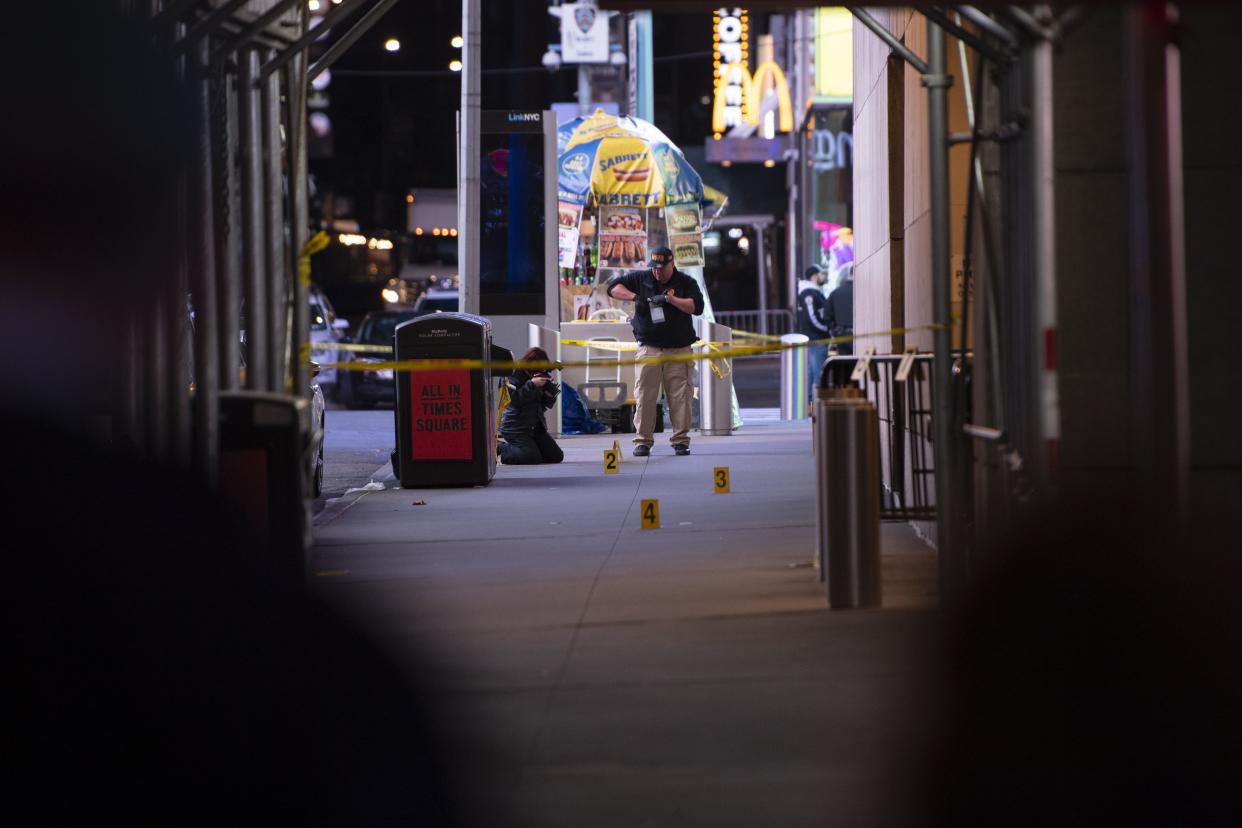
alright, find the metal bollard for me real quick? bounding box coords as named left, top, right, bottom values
left=699, top=320, right=733, bottom=436
left=813, top=385, right=882, bottom=608
left=780, top=333, right=810, bottom=419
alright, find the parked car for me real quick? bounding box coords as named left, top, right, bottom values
left=412, top=288, right=458, bottom=317
left=338, top=309, right=418, bottom=409
left=381, top=274, right=461, bottom=312
left=309, top=284, right=350, bottom=398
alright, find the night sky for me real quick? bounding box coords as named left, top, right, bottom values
left=315, top=2, right=721, bottom=231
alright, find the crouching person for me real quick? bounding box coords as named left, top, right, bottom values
left=499, top=347, right=564, bottom=465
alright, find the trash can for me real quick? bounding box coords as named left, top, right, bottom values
left=218, top=391, right=311, bottom=585
left=394, top=312, right=507, bottom=488
left=699, top=320, right=733, bottom=436
left=812, top=384, right=882, bottom=609
left=780, top=333, right=810, bottom=419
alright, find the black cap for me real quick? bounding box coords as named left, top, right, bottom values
left=804, top=264, right=824, bottom=279
left=648, top=245, right=673, bottom=267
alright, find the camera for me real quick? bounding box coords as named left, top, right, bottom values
left=532, top=371, right=560, bottom=399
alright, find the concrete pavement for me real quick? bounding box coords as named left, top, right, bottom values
left=311, top=410, right=940, bottom=826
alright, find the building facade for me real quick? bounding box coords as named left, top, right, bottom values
left=849, top=5, right=1242, bottom=559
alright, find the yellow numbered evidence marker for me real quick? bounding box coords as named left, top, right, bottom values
left=713, top=466, right=731, bottom=494
left=603, top=449, right=620, bottom=474
left=640, top=499, right=660, bottom=530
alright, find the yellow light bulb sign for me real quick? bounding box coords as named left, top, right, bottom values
left=640, top=499, right=660, bottom=530
left=713, top=466, right=731, bottom=494
left=604, top=449, right=619, bottom=474
left=712, top=61, right=794, bottom=134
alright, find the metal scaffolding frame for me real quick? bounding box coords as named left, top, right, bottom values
left=845, top=6, right=969, bottom=604
left=844, top=2, right=1192, bottom=594
left=845, top=5, right=1148, bottom=603
left=116, top=0, right=401, bottom=492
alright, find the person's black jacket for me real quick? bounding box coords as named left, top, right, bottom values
left=796, top=284, right=829, bottom=338
left=500, top=370, right=556, bottom=434
left=606, top=268, right=704, bottom=348
left=825, top=280, right=854, bottom=337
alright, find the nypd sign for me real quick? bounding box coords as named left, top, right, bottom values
left=560, top=2, right=609, bottom=64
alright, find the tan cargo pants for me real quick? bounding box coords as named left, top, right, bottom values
left=633, top=345, right=693, bottom=448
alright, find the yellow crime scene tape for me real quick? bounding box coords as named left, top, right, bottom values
left=703, top=341, right=731, bottom=380
left=295, top=230, right=335, bottom=377
left=314, top=342, right=394, bottom=354
left=309, top=322, right=949, bottom=373
left=730, top=329, right=787, bottom=342
left=298, top=230, right=330, bottom=286
left=494, top=380, right=511, bottom=456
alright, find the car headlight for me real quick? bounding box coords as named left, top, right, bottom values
left=381, top=287, right=400, bottom=304
left=357, top=357, right=393, bottom=381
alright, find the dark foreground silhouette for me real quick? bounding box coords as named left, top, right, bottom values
left=921, top=498, right=1242, bottom=826
left=4, top=6, right=467, bottom=824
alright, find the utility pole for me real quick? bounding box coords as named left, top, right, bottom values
left=578, top=64, right=592, bottom=115
left=459, top=0, right=481, bottom=315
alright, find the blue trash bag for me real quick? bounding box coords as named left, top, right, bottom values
left=562, top=383, right=609, bottom=435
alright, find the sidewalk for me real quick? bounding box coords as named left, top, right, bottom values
left=312, top=410, right=940, bottom=827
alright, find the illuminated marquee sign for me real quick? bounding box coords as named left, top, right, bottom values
left=711, top=8, right=793, bottom=136
left=712, top=8, right=750, bottom=132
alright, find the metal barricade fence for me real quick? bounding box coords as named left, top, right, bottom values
left=820, top=352, right=971, bottom=522
left=713, top=309, right=796, bottom=338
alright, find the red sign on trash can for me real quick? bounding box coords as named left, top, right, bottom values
left=409, top=368, right=472, bottom=460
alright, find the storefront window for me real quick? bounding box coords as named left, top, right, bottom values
left=802, top=105, right=853, bottom=277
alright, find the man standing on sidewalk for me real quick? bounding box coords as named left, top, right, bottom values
left=607, top=246, right=704, bottom=456
left=796, top=264, right=830, bottom=399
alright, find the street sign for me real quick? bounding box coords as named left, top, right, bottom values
left=560, top=2, right=609, bottom=63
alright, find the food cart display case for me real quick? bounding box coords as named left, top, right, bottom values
left=555, top=110, right=710, bottom=324
left=553, top=110, right=740, bottom=430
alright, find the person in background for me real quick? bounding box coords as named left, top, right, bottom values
left=825, top=262, right=855, bottom=356
left=796, top=264, right=830, bottom=398
left=498, top=347, right=563, bottom=465
left=606, top=246, right=704, bottom=457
